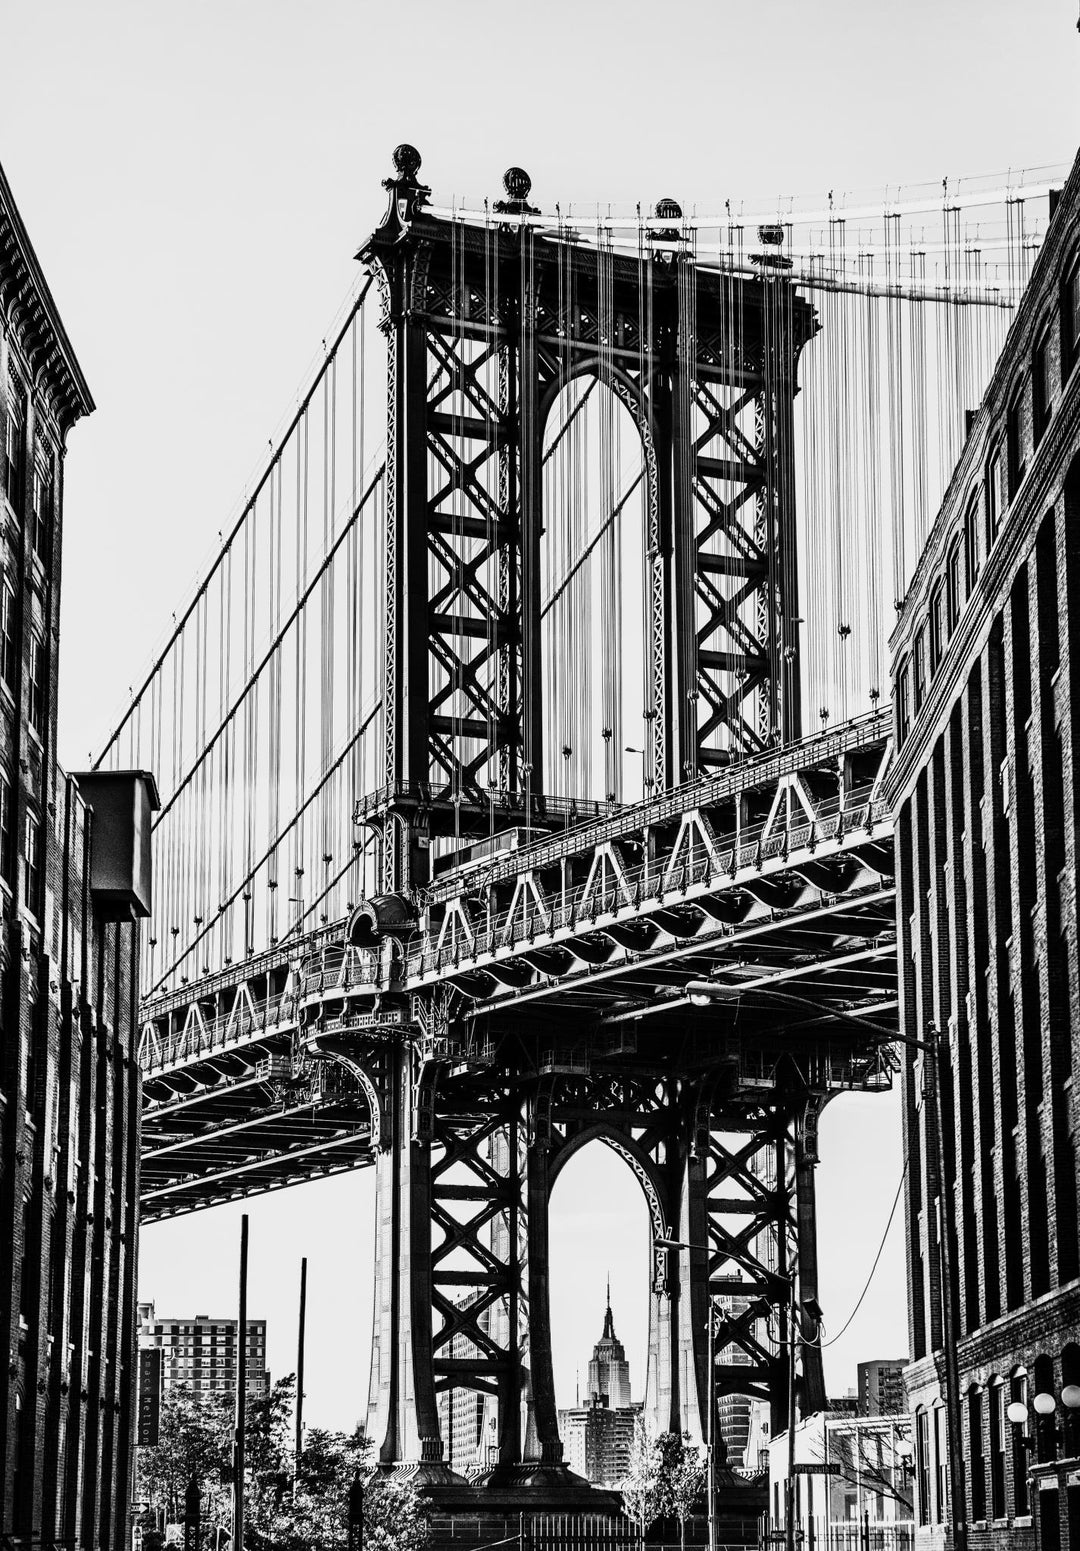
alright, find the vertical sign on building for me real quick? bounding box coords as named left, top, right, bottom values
left=137, top=1347, right=162, bottom=1447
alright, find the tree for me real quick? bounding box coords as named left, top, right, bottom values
left=137, top=1385, right=232, bottom=1523
left=655, top=1434, right=706, bottom=1551
left=139, top=1377, right=429, bottom=1551
left=621, top=1417, right=664, bottom=1536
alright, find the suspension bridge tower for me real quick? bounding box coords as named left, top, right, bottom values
left=302, top=147, right=853, bottom=1516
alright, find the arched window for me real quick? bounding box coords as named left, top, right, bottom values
left=1010, top=1368, right=1030, bottom=1516
left=1032, top=1354, right=1056, bottom=1465
left=989, top=1377, right=1006, bottom=1519
left=915, top=1407, right=932, bottom=1526
left=968, top=1386, right=987, bottom=1522
left=897, top=660, right=912, bottom=746
left=1061, top=250, right=1080, bottom=384
left=913, top=625, right=927, bottom=712
left=1006, top=388, right=1026, bottom=498
left=947, top=537, right=962, bottom=632
left=965, top=492, right=982, bottom=593
left=930, top=581, right=946, bottom=673
left=1034, top=326, right=1054, bottom=445
left=987, top=447, right=1003, bottom=547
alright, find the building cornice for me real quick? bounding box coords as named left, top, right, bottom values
left=0, top=159, right=94, bottom=436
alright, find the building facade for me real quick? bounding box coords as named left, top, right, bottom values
left=137, top=1304, right=270, bottom=1400
left=0, top=158, right=156, bottom=1546
left=859, top=1360, right=910, bottom=1419
left=890, top=151, right=1080, bottom=1551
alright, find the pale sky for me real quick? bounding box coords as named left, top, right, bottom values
left=2, top=0, right=1078, bottom=1436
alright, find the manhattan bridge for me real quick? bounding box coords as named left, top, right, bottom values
left=99, top=148, right=1054, bottom=1505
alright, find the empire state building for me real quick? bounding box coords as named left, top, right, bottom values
left=587, top=1280, right=632, bottom=1409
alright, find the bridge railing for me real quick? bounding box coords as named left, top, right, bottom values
left=409, top=786, right=891, bottom=980
left=297, top=942, right=383, bottom=997
left=140, top=989, right=298, bottom=1077
left=424, top=709, right=891, bottom=905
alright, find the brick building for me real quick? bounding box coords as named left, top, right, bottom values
left=890, top=150, right=1080, bottom=1551
left=0, top=158, right=156, bottom=1544
left=137, top=1303, right=270, bottom=1400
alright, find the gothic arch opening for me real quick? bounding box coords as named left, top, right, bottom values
left=547, top=1138, right=652, bottom=1483
left=540, top=374, right=652, bottom=808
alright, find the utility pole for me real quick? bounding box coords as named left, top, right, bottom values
left=234, top=1213, right=249, bottom=1551
left=295, top=1256, right=308, bottom=1479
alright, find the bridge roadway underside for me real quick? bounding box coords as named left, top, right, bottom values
left=135, top=713, right=899, bottom=1500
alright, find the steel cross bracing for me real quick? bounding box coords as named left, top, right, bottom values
left=137, top=699, right=897, bottom=1486
left=360, top=152, right=814, bottom=896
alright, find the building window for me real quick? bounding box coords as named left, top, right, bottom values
left=1033, top=330, right=1054, bottom=445
left=28, top=633, right=44, bottom=738
left=969, top=1388, right=986, bottom=1521
left=916, top=1408, right=931, bottom=1525
left=1011, top=1371, right=1030, bottom=1516
left=913, top=627, right=927, bottom=712
left=930, top=582, right=945, bottom=673
left=1, top=578, right=16, bottom=693
left=3, top=383, right=22, bottom=507
left=30, top=451, right=53, bottom=561
left=1061, top=256, right=1080, bottom=383
left=965, top=494, right=981, bottom=593
left=0, top=770, right=12, bottom=886
left=934, top=1406, right=948, bottom=1524
left=987, top=450, right=1003, bottom=545
left=897, top=663, right=912, bottom=745
left=23, top=811, right=40, bottom=911
left=989, top=1380, right=1006, bottom=1519
left=1006, top=390, right=1026, bottom=497
left=947, top=539, right=962, bottom=632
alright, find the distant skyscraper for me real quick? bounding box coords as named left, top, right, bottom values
left=587, top=1281, right=632, bottom=1409
left=137, top=1303, right=270, bottom=1400
left=559, top=1286, right=640, bottom=1487
left=857, top=1359, right=908, bottom=1417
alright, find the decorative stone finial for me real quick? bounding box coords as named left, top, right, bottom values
left=493, top=165, right=539, bottom=216
left=503, top=166, right=532, bottom=203
left=371, top=144, right=431, bottom=243
left=650, top=197, right=684, bottom=245
left=392, top=144, right=423, bottom=179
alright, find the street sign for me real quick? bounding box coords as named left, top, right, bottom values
left=137, top=1348, right=162, bottom=1447
left=794, top=1463, right=841, bottom=1475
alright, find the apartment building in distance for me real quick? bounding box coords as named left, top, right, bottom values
left=0, top=157, right=157, bottom=1547
left=890, top=147, right=1080, bottom=1551
left=137, top=1303, right=271, bottom=1400
left=859, top=1359, right=909, bottom=1418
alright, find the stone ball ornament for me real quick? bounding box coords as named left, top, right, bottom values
left=392, top=144, right=422, bottom=179
left=503, top=166, right=533, bottom=203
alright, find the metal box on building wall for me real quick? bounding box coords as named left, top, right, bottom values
left=71, top=769, right=159, bottom=919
